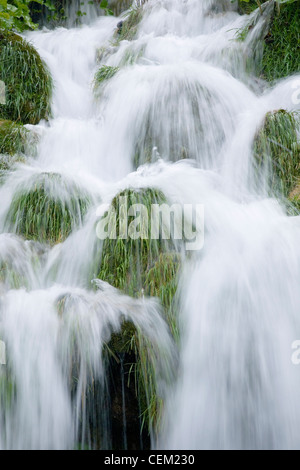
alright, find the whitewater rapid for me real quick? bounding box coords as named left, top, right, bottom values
left=1, top=0, right=300, bottom=449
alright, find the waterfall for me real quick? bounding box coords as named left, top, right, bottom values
left=1, top=0, right=300, bottom=450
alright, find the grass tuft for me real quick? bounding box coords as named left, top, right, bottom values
left=112, top=6, right=143, bottom=45
left=98, top=187, right=181, bottom=440
left=254, top=109, right=300, bottom=199
left=6, top=172, right=91, bottom=245
left=261, top=2, right=300, bottom=82
left=0, top=30, right=53, bottom=124
left=0, top=120, right=29, bottom=156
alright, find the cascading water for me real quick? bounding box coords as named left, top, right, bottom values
left=1, top=0, right=300, bottom=450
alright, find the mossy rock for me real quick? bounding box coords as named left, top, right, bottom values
left=5, top=172, right=91, bottom=245
left=254, top=109, right=300, bottom=198
left=98, top=188, right=181, bottom=437
left=0, top=30, right=52, bottom=124
left=0, top=120, right=29, bottom=156
left=262, top=2, right=300, bottom=82
left=98, top=187, right=178, bottom=297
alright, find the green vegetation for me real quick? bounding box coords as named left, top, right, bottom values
left=0, top=120, right=29, bottom=183
left=108, top=0, right=132, bottom=16
left=0, top=119, right=28, bottom=155
left=93, top=65, right=119, bottom=94
left=0, top=30, right=52, bottom=125
left=98, top=187, right=176, bottom=297
left=105, top=320, right=171, bottom=440
left=254, top=109, right=300, bottom=203
left=98, top=187, right=181, bottom=438
left=6, top=172, right=91, bottom=244
left=0, top=369, right=16, bottom=416
left=144, top=252, right=180, bottom=341
left=237, top=0, right=261, bottom=14
left=0, top=259, right=28, bottom=289
left=0, top=0, right=47, bottom=32
left=113, top=6, right=143, bottom=44
left=261, top=1, right=300, bottom=82
left=94, top=65, right=119, bottom=85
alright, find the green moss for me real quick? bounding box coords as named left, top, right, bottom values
left=98, top=187, right=181, bottom=439
left=98, top=187, right=176, bottom=297
left=262, top=2, right=300, bottom=82
left=254, top=109, right=300, bottom=199
left=6, top=172, right=91, bottom=245
left=0, top=30, right=52, bottom=124
left=0, top=120, right=29, bottom=156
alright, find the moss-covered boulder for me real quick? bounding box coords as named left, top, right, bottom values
left=0, top=120, right=29, bottom=156
left=0, top=30, right=52, bottom=124
left=254, top=109, right=300, bottom=199
left=5, top=172, right=91, bottom=245
left=262, top=2, right=300, bottom=82
left=98, top=187, right=181, bottom=441
left=98, top=187, right=178, bottom=297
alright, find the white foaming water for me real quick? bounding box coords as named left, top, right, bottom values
left=1, top=0, right=300, bottom=450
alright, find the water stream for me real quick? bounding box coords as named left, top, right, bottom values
left=1, top=0, right=300, bottom=450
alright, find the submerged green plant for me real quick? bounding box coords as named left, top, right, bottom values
left=93, top=65, right=119, bottom=95
left=0, top=153, right=27, bottom=186
left=0, top=261, right=27, bottom=289
left=0, top=30, right=53, bottom=124
left=0, top=368, right=16, bottom=418
left=254, top=109, right=300, bottom=199
left=6, top=172, right=91, bottom=244
left=94, top=65, right=119, bottom=84
left=144, top=253, right=181, bottom=342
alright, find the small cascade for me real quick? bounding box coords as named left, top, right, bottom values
left=1, top=0, right=300, bottom=450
